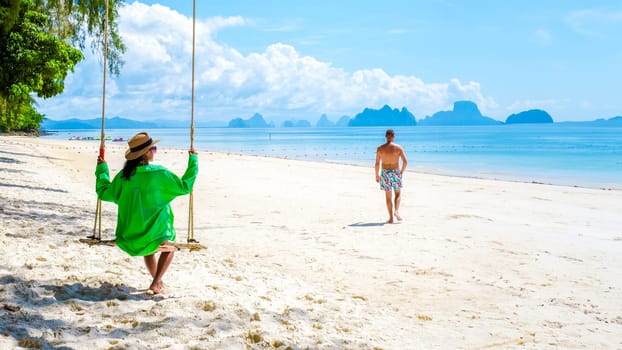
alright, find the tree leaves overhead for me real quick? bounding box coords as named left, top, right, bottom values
left=0, top=0, right=126, bottom=131
left=34, top=0, right=126, bottom=75
left=0, top=0, right=22, bottom=33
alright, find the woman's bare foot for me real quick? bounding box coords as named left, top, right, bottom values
left=395, top=212, right=402, bottom=221
left=149, top=279, right=165, bottom=294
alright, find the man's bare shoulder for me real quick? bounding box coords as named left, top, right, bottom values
left=378, top=143, right=403, bottom=150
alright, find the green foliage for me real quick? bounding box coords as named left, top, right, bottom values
left=0, top=0, right=23, bottom=34
left=32, top=0, right=127, bottom=75
left=0, top=0, right=126, bottom=132
left=0, top=95, right=43, bottom=131
left=0, top=0, right=83, bottom=131
left=3, top=1, right=126, bottom=75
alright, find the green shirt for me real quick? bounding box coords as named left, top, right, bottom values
left=95, top=154, right=199, bottom=256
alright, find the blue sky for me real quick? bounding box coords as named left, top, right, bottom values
left=37, top=0, right=622, bottom=123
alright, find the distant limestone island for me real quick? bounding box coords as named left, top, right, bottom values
left=227, top=101, right=559, bottom=128
left=317, top=114, right=350, bottom=127
left=228, top=113, right=350, bottom=128
left=228, top=113, right=275, bottom=128
left=348, top=105, right=416, bottom=126
left=40, top=101, right=622, bottom=130
left=418, top=101, right=501, bottom=126
left=41, top=116, right=219, bottom=129
left=506, top=109, right=553, bottom=124
left=42, top=116, right=159, bottom=129
left=418, top=101, right=554, bottom=125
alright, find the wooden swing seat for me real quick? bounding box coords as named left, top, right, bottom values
left=79, top=237, right=206, bottom=252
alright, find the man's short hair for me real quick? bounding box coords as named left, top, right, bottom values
left=385, top=129, right=395, bottom=137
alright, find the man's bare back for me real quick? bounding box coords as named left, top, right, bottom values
left=374, top=129, right=408, bottom=223
left=376, top=142, right=405, bottom=170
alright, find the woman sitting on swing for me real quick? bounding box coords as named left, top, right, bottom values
left=95, top=132, right=199, bottom=294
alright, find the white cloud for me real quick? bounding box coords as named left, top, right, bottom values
left=38, top=2, right=496, bottom=123
left=532, top=28, right=553, bottom=46
left=387, top=28, right=409, bottom=35
left=506, top=98, right=563, bottom=118
left=206, top=15, right=247, bottom=32
left=565, top=9, right=622, bottom=37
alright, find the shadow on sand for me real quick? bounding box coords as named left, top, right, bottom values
left=0, top=275, right=153, bottom=350
left=348, top=222, right=386, bottom=227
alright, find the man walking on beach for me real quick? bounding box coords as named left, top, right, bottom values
left=375, top=129, right=408, bottom=223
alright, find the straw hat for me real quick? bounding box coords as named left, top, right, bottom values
left=125, top=132, right=160, bottom=160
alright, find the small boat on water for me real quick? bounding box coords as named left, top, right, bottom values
left=69, top=135, right=115, bottom=141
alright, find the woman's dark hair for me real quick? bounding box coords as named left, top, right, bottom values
left=121, top=156, right=146, bottom=180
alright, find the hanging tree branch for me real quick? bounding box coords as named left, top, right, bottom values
left=4, top=0, right=126, bottom=76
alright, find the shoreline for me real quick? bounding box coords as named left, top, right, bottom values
left=1, top=135, right=621, bottom=349
left=31, top=133, right=622, bottom=191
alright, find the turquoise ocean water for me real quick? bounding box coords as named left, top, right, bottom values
left=43, top=124, right=622, bottom=190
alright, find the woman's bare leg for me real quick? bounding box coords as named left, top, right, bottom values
left=149, top=251, right=174, bottom=294
left=144, top=254, right=157, bottom=278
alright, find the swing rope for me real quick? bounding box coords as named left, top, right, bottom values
left=187, top=0, right=197, bottom=243
left=93, top=0, right=110, bottom=241
left=91, top=0, right=199, bottom=246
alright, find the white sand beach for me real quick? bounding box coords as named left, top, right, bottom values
left=0, top=135, right=621, bottom=349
